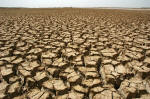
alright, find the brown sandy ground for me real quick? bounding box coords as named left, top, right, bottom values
left=0, top=8, right=150, bottom=99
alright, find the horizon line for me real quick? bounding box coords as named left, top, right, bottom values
left=0, top=6, right=150, bottom=8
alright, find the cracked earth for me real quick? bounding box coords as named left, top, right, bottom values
left=0, top=8, right=150, bottom=99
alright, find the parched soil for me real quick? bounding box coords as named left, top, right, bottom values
left=0, top=8, right=150, bottom=99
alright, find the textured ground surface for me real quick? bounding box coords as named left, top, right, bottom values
left=0, top=8, right=150, bottom=99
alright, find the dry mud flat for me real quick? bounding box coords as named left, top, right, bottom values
left=0, top=8, right=150, bottom=99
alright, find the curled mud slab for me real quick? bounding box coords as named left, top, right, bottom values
left=0, top=8, right=150, bottom=99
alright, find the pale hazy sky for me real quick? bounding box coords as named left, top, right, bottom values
left=0, top=0, right=150, bottom=8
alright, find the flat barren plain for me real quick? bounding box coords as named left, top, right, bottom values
left=0, top=8, right=150, bottom=99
